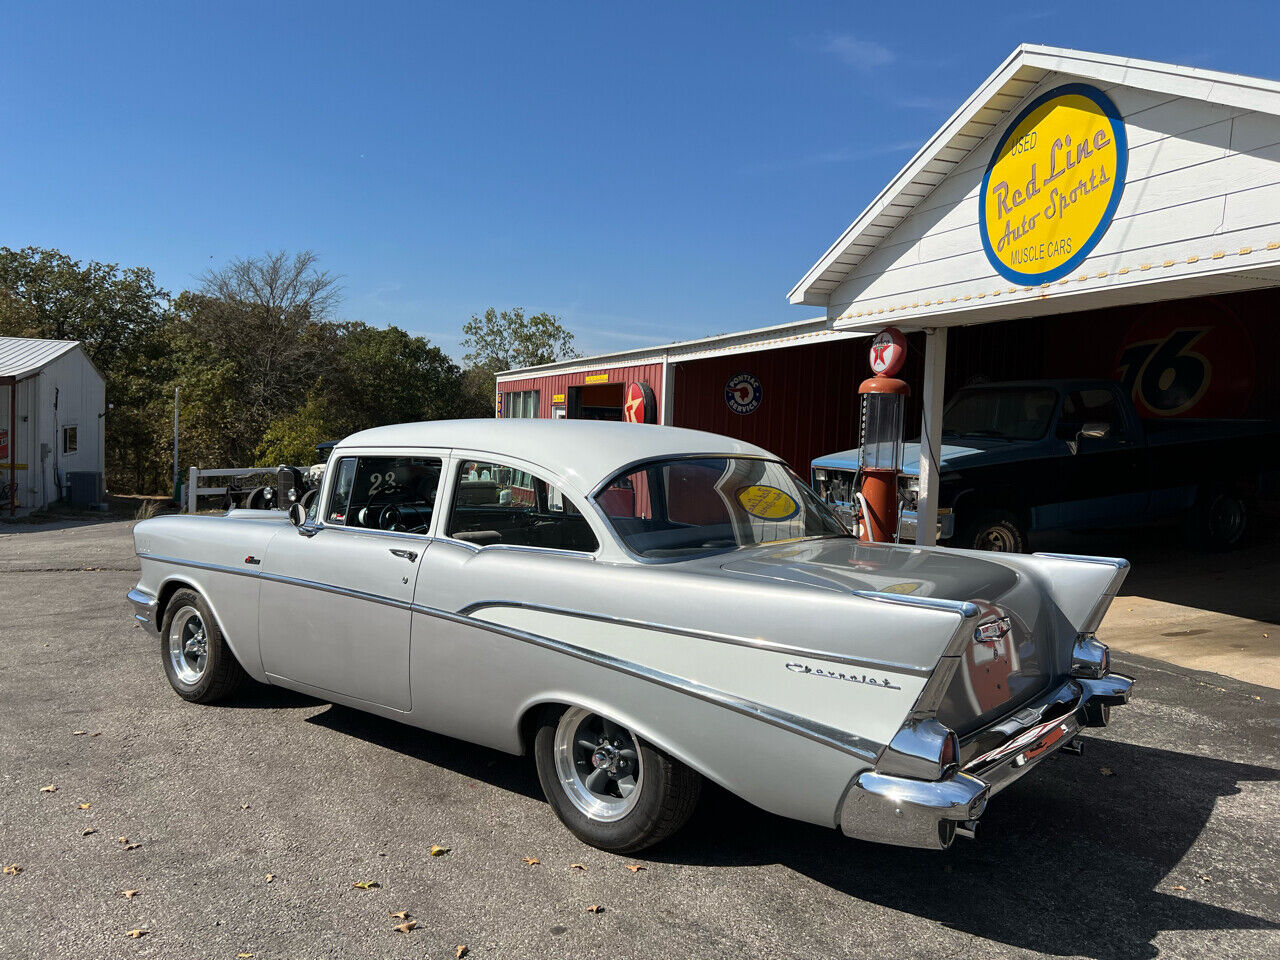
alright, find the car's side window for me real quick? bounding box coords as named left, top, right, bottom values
left=326, top=457, right=357, bottom=524
left=447, top=459, right=599, bottom=553
left=1058, top=389, right=1125, bottom=440
left=333, top=456, right=443, bottom=533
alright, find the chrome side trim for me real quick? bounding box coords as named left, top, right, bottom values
left=136, top=552, right=881, bottom=760
left=462, top=600, right=934, bottom=676
left=852, top=590, right=981, bottom=619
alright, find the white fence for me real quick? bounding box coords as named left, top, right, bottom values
left=186, top=466, right=272, bottom=514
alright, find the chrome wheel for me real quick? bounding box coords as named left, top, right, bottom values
left=1205, top=493, right=1246, bottom=546
left=552, top=707, right=643, bottom=822
left=976, top=525, right=1016, bottom=551
left=168, top=605, right=208, bottom=684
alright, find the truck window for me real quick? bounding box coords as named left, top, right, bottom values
left=1059, top=388, right=1125, bottom=439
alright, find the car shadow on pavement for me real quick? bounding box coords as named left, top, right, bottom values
left=305, top=703, right=544, bottom=801
left=649, top=736, right=1280, bottom=959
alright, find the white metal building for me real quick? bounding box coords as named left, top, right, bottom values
left=790, top=45, right=1280, bottom=544
left=0, top=337, right=106, bottom=516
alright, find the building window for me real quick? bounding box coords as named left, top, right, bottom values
left=62, top=426, right=78, bottom=454
left=503, top=390, right=540, bottom=418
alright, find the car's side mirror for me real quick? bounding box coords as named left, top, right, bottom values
left=1080, top=422, right=1111, bottom=440
left=288, top=502, right=307, bottom=528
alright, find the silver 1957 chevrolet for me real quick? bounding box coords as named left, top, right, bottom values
left=128, top=420, right=1133, bottom=852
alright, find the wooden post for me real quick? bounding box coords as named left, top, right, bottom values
left=188, top=466, right=198, bottom=515
left=916, top=327, right=948, bottom=547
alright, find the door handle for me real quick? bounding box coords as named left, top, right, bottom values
left=389, top=548, right=418, bottom=562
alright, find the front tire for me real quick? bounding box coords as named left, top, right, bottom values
left=533, top=706, right=701, bottom=853
left=957, top=509, right=1027, bottom=552
left=160, top=589, right=247, bottom=703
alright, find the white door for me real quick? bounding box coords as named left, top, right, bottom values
left=258, top=452, right=445, bottom=711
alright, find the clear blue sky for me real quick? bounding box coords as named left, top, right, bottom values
left=3, top=2, right=1275, bottom=359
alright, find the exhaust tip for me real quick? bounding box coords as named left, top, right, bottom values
left=955, top=820, right=979, bottom=841
left=1061, top=738, right=1086, bottom=756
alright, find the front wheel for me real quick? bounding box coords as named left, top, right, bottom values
left=533, top=706, right=701, bottom=853
left=160, top=589, right=247, bottom=703
left=956, top=510, right=1027, bottom=552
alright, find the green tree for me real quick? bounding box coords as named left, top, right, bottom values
left=460, top=306, right=578, bottom=389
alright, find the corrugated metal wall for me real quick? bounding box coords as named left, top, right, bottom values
left=499, top=362, right=664, bottom=419
left=671, top=339, right=866, bottom=474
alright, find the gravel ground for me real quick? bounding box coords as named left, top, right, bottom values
left=1, top=518, right=1278, bottom=959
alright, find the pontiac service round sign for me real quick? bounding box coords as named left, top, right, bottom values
left=980, top=83, right=1127, bottom=285
left=725, top=373, right=762, bottom=414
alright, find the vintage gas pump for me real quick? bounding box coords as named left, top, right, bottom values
left=857, top=327, right=909, bottom=543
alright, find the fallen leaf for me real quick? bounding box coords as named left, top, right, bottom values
left=40, top=784, right=57, bottom=793
left=624, top=864, right=646, bottom=872
left=1099, top=767, right=1114, bottom=777
left=3, top=864, right=20, bottom=876
left=126, top=929, right=148, bottom=938
left=124, top=843, right=141, bottom=851
left=82, top=828, right=97, bottom=836
left=78, top=803, right=91, bottom=810
left=265, top=874, right=275, bottom=884
left=352, top=880, right=380, bottom=890
left=122, top=889, right=140, bottom=899
left=570, top=863, right=587, bottom=871
left=586, top=904, right=605, bottom=913
left=116, top=837, right=130, bottom=844
left=238, top=954, right=253, bottom=958
left=522, top=857, right=540, bottom=866
left=241, top=803, right=251, bottom=810
left=1264, top=633, right=1270, bottom=639
left=388, top=910, right=411, bottom=920
left=91, top=732, right=101, bottom=737
left=1200, top=875, right=1212, bottom=883
left=393, top=920, right=418, bottom=933
left=456, top=947, right=468, bottom=959
left=1171, top=884, right=1187, bottom=891
left=429, top=844, right=450, bottom=857
left=72, top=730, right=87, bottom=736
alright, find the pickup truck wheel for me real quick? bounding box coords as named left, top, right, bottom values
left=958, top=511, right=1026, bottom=553
left=160, top=589, right=247, bottom=704
left=1186, top=488, right=1251, bottom=550
left=534, top=706, right=701, bottom=853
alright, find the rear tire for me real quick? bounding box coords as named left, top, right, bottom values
left=1185, top=487, right=1251, bottom=551
left=160, top=589, right=247, bottom=703
left=957, top=510, right=1027, bottom=553
left=533, top=706, right=701, bottom=853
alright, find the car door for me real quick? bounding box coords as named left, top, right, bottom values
left=258, top=450, right=445, bottom=711
left=1045, top=386, right=1146, bottom=530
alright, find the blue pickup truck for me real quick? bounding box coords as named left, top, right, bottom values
left=811, top=379, right=1280, bottom=552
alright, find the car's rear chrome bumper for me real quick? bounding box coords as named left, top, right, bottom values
left=838, top=672, right=1133, bottom=849
left=128, top=587, right=160, bottom=634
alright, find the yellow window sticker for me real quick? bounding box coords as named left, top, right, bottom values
left=737, top=485, right=799, bottom=521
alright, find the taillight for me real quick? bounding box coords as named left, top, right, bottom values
left=940, top=731, right=960, bottom=776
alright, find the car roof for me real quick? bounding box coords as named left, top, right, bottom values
left=335, top=419, right=777, bottom=495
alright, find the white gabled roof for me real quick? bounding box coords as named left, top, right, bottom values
left=0, top=337, right=82, bottom=379
left=337, top=419, right=774, bottom=495
left=789, top=44, right=1280, bottom=306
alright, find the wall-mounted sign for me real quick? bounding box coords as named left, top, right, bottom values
left=552, top=393, right=566, bottom=403
left=583, top=373, right=610, bottom=384
left=980, top=83, right=1127, bottom=285
left=869, top=327, right=907, bottom=376
left=725, top=373, right=762, bottom=415
left=624, top=381, right=657, bottom=424
left=737, top=485, right=799, bottom=521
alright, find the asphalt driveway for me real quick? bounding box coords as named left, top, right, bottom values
left=1, top=518, right=1278, bottom=959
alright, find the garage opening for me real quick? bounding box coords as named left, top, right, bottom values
left=568, top=382, right=626, bottom=421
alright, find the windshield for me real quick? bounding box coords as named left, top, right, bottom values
left=595, top=457, right=848, bottom=560
left=942, top=387, right=1058, bottom=441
